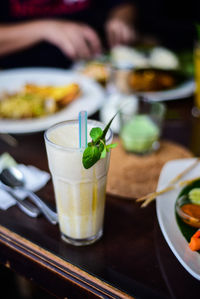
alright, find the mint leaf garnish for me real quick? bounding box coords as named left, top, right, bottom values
left=82, top=145, right=101, bottom=169
left=100, top=146, right=107, bottom=159
left=101, top=114, right=116, bottom=139
left=106, top=143, right=117, bottom=150
left=90, top=127, right=103, bottom=142
left=82, top=114, right=117, bottom=169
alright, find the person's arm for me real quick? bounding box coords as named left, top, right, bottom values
left=105, top=3, right=138, bottom=47
left=108, top=3, right=137, bottom=25
left=0, top=21, right=46, bottom=56
left=44, top=20, right=102, bottom=59
left=0, top=20, right=102, bottom=59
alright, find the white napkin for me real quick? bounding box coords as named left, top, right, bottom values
left=0, top=153, right=50, bottom=210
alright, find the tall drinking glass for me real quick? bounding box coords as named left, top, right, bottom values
left=44, top=120, right=113, bottom=246
left=193, top=41, right=200, bottom=117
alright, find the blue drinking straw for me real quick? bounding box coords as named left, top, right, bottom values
left=79, top=111, right=87, bottom=150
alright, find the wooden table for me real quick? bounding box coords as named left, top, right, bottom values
left=0, top=98, right=200, bottom=299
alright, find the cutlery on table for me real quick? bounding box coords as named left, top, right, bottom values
left=0, top=133, right=18, bottom=147
left=0, top=166, right=58, bottom=225
left=0, top=181, right=40, bottom=218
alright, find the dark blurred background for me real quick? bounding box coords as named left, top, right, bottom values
left=134, top=0, right=196, bottom=50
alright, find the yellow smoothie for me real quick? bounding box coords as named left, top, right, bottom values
left=45, top=120, right=112, bottom=245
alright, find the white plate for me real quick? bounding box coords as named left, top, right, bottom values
left=138, top=79, right=195, bottom=101
left=0, top=68, right=105, bottom=134
left=156, top=158, right=200, bottom=280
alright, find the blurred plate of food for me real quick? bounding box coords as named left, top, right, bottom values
left=74, top=47, right=195, bottom=101
left=127, top=68, right=195, bottom=101
left=156, top=158, right=200, bottom=280
left=110, top=46, right=195, bottom=101
left=73, top=55, right=111, bottom=87
left=0, top=67, right=105, bottom=134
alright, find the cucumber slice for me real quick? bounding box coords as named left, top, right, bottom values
left=189, top=188, right=200, bottom=205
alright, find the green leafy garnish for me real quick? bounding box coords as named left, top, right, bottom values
left=82, top=114, right=117, bottom=169
left=90, top=127, right=103, bottom=142
left=176, top=179, right=200, bottom=247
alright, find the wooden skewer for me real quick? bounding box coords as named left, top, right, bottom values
left=179, top=176, right=200, bottom=187
left=141, top=186, right=176, bottom=208
left=136, top=185, right=175, bottom=202
left=168, top=157, right=200, bottom=185
left=141, top=176, right=200, bottom=208
left=137, top=158, right=200, bottom=203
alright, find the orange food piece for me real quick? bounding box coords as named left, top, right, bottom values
left=181, top=204, right=200, bottom=220
left=128, top=70, right=176, bottom=92
left=24, top=83, right=80, bottom=104
left=180, top=204, right=200, bottom=228
left=57, top=83, right=81, bottom=105
left=189, top=230, right=200, bottom=251
left=82, top=63, right=109, bottom=85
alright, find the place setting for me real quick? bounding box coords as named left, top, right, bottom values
left=0, top=152, right=56, bottom=222
left=0, top=36, right=199, bottom=299
left=0, top=94, right=200, bottom=283
left=0, top=45, right=198, bottom=254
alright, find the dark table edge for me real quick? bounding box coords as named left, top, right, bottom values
left=0, top=225, right=135, bottom=299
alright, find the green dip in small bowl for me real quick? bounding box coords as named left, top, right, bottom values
left=120, top=115, right=160, bottom=154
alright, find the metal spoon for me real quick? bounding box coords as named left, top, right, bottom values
left=0, top=167, right=58, bottom=225
left=0, top=181, right=40, bottom=218
left=0, top=133, right=18, bottom=147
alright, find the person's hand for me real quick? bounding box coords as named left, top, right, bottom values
left=105, top=18, right=137, bottom=48
left=44, top=20, right=102, bottom=60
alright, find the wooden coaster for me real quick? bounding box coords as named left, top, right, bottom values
left=106, top=139, right=193, bottom=199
